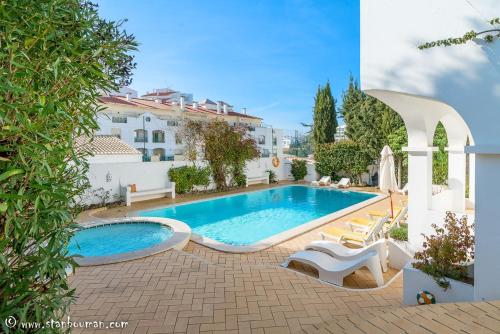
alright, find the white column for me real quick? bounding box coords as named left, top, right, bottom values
left=468, top=153, right=475, bottom=208
left=468, top=148, right=500, bottom=301
left=404, top=147, right=436, bottom=250
left=446, top=147, right=466, bottom=212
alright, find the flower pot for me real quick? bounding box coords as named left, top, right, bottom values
left=403, top=263, right=474, bottom=305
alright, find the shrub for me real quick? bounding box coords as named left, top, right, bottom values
left=0, top=0, right=136, bottom=329
left=168, top=165, right=211, bottom=194
left=389, top=225, right=408, bottom=241
left=314, top=141, right=372, bottom=184
left=183, top=120, right=260, bottom=191
left=266, top=169, right=277, bottom=183
left=291, top=160, right=308, bottom=181
left=413, top=212, right=474, bottom=289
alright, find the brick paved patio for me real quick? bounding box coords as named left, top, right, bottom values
left=70, top=188, right=409, bottom=333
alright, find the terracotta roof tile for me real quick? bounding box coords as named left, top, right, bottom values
left=75, top=135, right=141, bottom=155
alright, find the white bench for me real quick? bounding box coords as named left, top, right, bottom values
left=246, top=172, right=270, bottom=187
left=123, top=183, right=176, bottom=206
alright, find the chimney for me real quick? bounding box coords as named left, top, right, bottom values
left=223, top=104, right=228, bottom=115
left=242, top=108, right=247, bottom=115
left=193, top=102, right=198, bottom=109
left=216, top=102, right=221, bottom=114
left=180, top=96, right=185, bottom=110
left=125, top=92, right=131, bottom=101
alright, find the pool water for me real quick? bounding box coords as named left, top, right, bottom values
left=68, top=223, right=173, bottom=257
left=140, top=186, right=375, bottom=246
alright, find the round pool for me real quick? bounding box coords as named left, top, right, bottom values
left=69, top=222, right=173, bottom=257
left=69, top=217, right=191, bottom=266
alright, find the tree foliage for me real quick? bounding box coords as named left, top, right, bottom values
left=418, top=17, right=500, bottom=49
left=432, top=122, right=449, bottom=185
left=183, top=120, right=259, bottom=190
left=290, top=159, right=308, bottom=181
left=314, top=141, right=372, bottom=184
left=0, top=0, right=137, bottom=330
left=340, top=76, right=404, bottom=161
left=312, top=81, right=337, bottom=146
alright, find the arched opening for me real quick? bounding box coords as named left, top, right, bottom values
left=431, top=121, right=448, bottom=188
left=152, top=148, right=166, bottom=161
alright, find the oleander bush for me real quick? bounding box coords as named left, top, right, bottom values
left=183, top=120, right=260, bottom=190
left=291, top=159, right=307, bottom=181
left=413, top=212, right=475, bottom=289
left=168, top=166, right=211, bottom=194
left=0, top=0, right=136, bottom=331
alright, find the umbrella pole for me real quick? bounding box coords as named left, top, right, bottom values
left=389, top=191, right=394, bottom=218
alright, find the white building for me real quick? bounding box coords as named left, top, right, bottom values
left=96, top=95, right=283, bottom=161
left=334, top=124, right=347, bottom=141
left=141, top=88, right=193, bottom=104
left=361, top=0, right=500, bottom=301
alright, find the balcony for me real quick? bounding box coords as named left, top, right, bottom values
left=134, top=137, right=148, bottom=143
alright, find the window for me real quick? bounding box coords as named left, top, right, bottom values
left=258, top=135, right=265, bottom=145
left=152, top=130, right=165, bottom=143
left=111, top=128, right=121, bottom=139
left=112, top=116, right=127, bottom=123
left=272, top=137, right=277, bottom=146
left=175, top=132, right=182, bottom=144
left=134, top=129, right=148, bottom=142
left=167, top=120, right=179, bottom=127
left=261, top=149, right=270, bottom=158
left=145, top=117, right=151, bottom=122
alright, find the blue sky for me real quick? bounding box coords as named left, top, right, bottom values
left=97, top=0, right=359, bottom=132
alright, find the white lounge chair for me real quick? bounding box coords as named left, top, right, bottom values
left=305, top=239, right=388, bottom=272
left=311, top=176, right=331, bottom=186
left=281, top=249, right=384, bottom=287
left=331, top=177, right=350, bottom=189
left=319, top=214, right=388, bottom=246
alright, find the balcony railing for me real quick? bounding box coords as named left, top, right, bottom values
left=152, top=138, right=165, bottom=143
left=134, top=137, right=148, bottom=143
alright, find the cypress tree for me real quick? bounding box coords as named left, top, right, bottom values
left=312, top=81, right=337, bottom=146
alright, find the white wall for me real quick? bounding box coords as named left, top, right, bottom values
left=81, top=157, right=291, bottom=205
left=88, top=154, right=142, bottom=164
left=361, top=0, right=500, bottom=301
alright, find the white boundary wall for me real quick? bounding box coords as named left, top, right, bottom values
left=81, top=157, right=292, bottom=205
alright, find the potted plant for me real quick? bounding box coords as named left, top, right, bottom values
left=403, top=212, right=474, bottom=305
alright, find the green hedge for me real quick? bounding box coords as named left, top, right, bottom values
left=168, top=166, right=211, bottom=194
left=291, top=159, right=308, bottom=181
left=390, top=225, right=408, bottom=241
left=314, top=141, right=372, bottom=183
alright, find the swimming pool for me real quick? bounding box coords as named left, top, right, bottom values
left=139, top=185, right=380, bottom=251
left=68, top=217, right=192, bottom=266
left=68, top=222, right=173, bottom=257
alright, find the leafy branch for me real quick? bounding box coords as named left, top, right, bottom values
left=418, top=17, right=500, bottom=49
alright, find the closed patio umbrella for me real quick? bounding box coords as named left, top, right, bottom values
left=379, top=145, right=399, bottom=217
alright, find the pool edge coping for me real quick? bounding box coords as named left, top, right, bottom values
left=73, top=217, right=191, bottom=266
left=130, top=185, right=387, bottom=254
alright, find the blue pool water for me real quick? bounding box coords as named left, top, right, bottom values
left=68, top=223, right=173, bottom=257
left=140, top=186, right=375, bottom=246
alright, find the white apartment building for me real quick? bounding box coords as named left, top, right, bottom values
left=141, top=88, right=193, bottom=104
left=96, top=94, right=283, bottom=161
